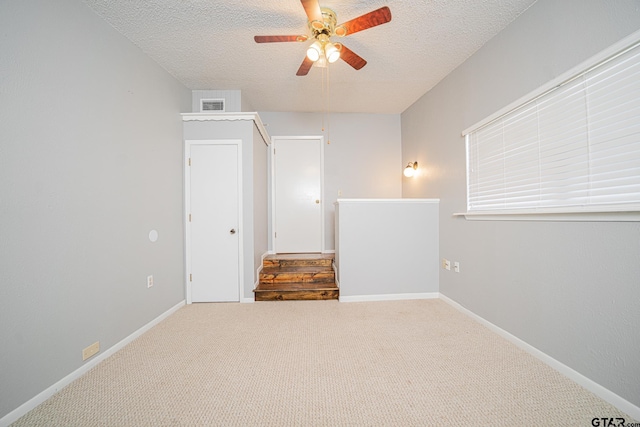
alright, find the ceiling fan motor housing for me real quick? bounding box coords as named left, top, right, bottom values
left=309, top=8, right=345, bottom=39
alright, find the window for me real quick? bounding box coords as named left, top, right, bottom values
left=463, top=31, right=640, bottom=220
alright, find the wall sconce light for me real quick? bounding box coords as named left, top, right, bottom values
left=404, top=161, right=418, bottom=177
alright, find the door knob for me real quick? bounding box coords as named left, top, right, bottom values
left=230, top=228, right=236, bottom=234
left=315, top=199, right=320, bottom=204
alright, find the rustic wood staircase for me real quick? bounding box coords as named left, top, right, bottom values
left=253, top=253, right=339, bottom=301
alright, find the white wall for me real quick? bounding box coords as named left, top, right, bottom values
left=335, top=199, right=439, bottom=301
left=0, top=0, right=190, bottom=420
left=258, top=112, right=402, bottom=250
left=401, top=0, right=640, bottom=410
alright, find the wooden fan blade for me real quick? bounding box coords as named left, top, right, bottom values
left=296, top=56, right=314, bottom=76
left=336, top=6, right=392, bottom=36
left=339, top=45, right=367, bottom=70
left=301, top=0, right=323, bottom=29
left=254, top=35, right=308, bottom=43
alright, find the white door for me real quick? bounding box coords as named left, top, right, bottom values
left=187, top=142, right=241, bottom=302
left=273, top=137, right=323, bottom=253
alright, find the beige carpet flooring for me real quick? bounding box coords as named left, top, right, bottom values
left=13, top=299, right=634, bottom=426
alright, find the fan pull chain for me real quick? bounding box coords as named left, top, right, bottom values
left=318, top=63, right=331, bottom=144
left=321, top=66, right=325, bottom=132
left=326, top=64, right=331, bottom=144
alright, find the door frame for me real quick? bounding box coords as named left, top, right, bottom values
left=184, top=139, right=243, bottom=304
left=270, top=135, right=325, bottom=254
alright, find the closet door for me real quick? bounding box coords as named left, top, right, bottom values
left=186, top=141, right=241, bottom=302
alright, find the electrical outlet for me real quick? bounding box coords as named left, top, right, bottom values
left=82, top=341, right=100, bottom=361
left=454, top=261, right=460, bottom=273
left=442, top=259, right=451, bottom=270
left=147, top=275, right=154, bottom=288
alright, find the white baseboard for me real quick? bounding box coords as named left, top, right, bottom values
left=257, top=251, right=269, bottom=276
left=250, top=275, right=259, bottom=302
left=0, top=300, right=185, bottom=427
left=339, top=292, right=439, bottom=303
left=438, top=294, right=640, bottom=421
left=246, top=251, right=270, bottom=303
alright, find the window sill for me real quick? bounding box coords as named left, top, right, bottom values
left=453, top=210, right=640, bottom=222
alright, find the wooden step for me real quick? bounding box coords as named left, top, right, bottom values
left=263, top=253, right=334, bottom=269
left=259, top=266, right=334, bottom=284
left=255, top=253, right=338, bottom=301
left=254, top=282, right=339, bottom=301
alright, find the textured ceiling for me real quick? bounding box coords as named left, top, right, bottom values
left=83, top=0, right=537, bottom=114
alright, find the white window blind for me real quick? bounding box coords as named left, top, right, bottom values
left=464, top=36, right=640, bottom=215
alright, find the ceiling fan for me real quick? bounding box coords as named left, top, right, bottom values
left=254, top=0, right=392, bottom=76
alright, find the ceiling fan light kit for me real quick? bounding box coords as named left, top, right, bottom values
left=306, top=33, right=340, bottom=64
left=254, top=0, right=392, bottom=76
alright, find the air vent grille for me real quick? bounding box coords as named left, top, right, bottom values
left=201, top=98, right=225, bottom=112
